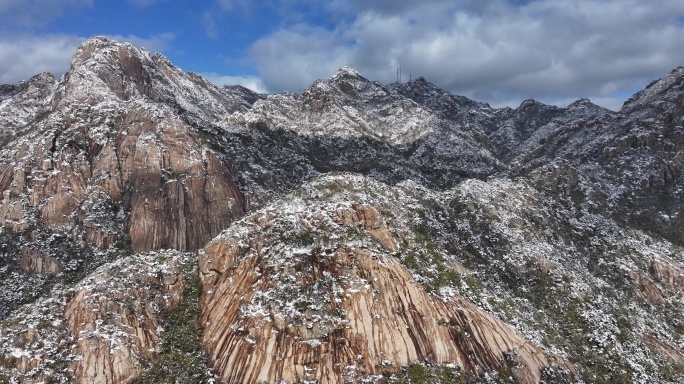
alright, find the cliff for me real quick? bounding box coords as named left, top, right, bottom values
left=1, top=37, right=684, bottom=383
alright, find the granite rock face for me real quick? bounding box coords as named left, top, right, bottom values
left=0, top=37, right=246, bottom=253
left=199, top=176, right=565, bottom=383
left=2, top=36, right=684, bottom=383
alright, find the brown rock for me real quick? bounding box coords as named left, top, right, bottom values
left=336, top=204, right=398, bottom=252
left=0, top=104, right=245, bottom=252
left=0, top=197, right=27, bottom=231
left=643, top=334, right=684, bottom=366
left=0, top=166, right=15, bottom=193
left=121, top=111, right=245, bottom=252
left=18, top=248, right=63, bottom=275
left=84, top=225, right=118, bottom=249
left=649, top=254, right=684, bottom=293
left=624, top=269, right=665, bottom=303
left=41, top=192, right=80, bottom=229
left=201, top=243, right=565, bottom=384
left=64, top=254, right=187, bottom=384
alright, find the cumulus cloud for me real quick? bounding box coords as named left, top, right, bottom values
left=0, top=34, right=83, bottom=84
left=0, top=33, right=175, bottom=84
left=251, top=24, right=351, bottom=92
left=201, top=72, right=268, bottom=93
left=249, top=0, right=684, bottom=110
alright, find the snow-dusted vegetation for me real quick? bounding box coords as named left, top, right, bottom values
left=1, top=37, right=684, bottom=383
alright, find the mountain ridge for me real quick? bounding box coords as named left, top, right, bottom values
left=0, top=36, right=683, bottom=383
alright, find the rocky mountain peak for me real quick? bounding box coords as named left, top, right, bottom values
left=566, top=97, right=592, bottom=108
left=55, top=35, right=156, bottom=104
left=518, top=98, right=541, bottom=109
left=323, top=66, right=386, bottom=100
left=2, top=38, right=684, bottom=384
left=622, top=66, right=684, bottom=113
left=393, top=75, right=447, bottom=97
left=0, top=72, right=57, bottom=144
left=0, top=72, right=56, bottom=101
left=73, top=35, right=133, bottom=58
left=330, top=65, right=363, bottom=80
left=565, top=97, right=613, bottom=118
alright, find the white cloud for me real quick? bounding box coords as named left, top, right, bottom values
left=0, top=33, right=83, bottom=84
left=202, top=11, right=219, bottom=39
left=248, top=0, right=684, bottom=108
left=201, top=72, right=268, bottom=94
left=0, top=33, right=175, bottom=84
left=251, top=24, right=351, bottom=93
left=104, top=33, right=175, bottom=54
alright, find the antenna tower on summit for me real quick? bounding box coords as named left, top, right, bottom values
left=396, top=65, right=403, bottom=83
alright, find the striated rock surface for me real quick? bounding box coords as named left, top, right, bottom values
left=64, top=252, right=187, bottom=384
left=0, top=36, right=247, bottom=253
left=202, top=243, right=555, bottom=383
left=199, top=175, right=568, bottom=383
left=3, top=36, right=684, bottom=383
left=0, top=251, right=196, bottom=384
left=18, top=248, right=63, bottom=275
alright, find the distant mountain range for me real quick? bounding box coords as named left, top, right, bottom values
left=1, top=36, right=683, bottom=383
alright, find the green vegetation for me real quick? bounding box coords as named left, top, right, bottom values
left=133, top=272, right=212, bottom=384
left=388, top=360, right=522, bottom=384
left=346, top=226, right=362, bottom=238
left=282, top=229, right=315, bottom=246
left=0, top=354, right=16, bottom=380
left=405, top=363, right=430, bottom=384
left=318, top=179, right=347, bottom=198
left=112, top=233, right=132, bottom=255
left=397, top=219, right=465, bottom=294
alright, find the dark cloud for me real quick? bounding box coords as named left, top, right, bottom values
left=249, top=0, right=684, bottom=110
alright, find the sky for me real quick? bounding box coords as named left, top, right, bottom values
left=2, top=1, right=684, bottom=111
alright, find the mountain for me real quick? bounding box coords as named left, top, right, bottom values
left=0, top=36, right=683, bottom=384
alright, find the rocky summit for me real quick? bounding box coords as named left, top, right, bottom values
left=0, top=36, right=683, bottom=384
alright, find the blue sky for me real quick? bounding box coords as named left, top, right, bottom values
left=2, top=0, right=684, bottom=110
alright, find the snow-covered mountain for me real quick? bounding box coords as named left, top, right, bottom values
left=1, top=36, right=683, bottom=383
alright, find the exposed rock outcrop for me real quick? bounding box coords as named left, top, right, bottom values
left=18, top=248, right=63, bottom=275
left=527, top=162, right=579, bottom=195
left=4, top=36, right=684, bottom=384
left=199, top=176, right=567, bottom=383
left=64, top=256, right=185, bottom=384
left=0, top=37, right=247, bottom=252
left=337, top=203, right=398, bottom=252
left=202, top=243, right=558, bottom=383
left=0, top=251, right=193, bottom=384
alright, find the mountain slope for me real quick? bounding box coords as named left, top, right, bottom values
left=199, top=174, right=568, bottom=383
left=0, top=37, right=248, bottom=320
left=0, top=36, right=683, bottom=384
